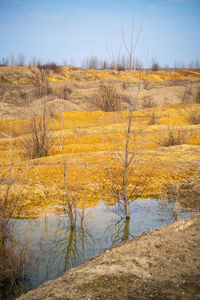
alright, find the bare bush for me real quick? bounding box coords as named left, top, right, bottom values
left=182, top=87, right=192, bottom=104
left=28, top=64, right=52, bottom=99
left=141, top=96, right=156, bottom=110
left=22, top=66, right=55, bottom=159
left=93, top=82, right=121, bottom=112
left=0, top=235, right=26, bottom=291
left=195, top=87, right=200, bottom=104
left=40, top=62, right=62, bottom=74
left=182, top=86, right=200, bottom=104
left=187, top=108, right=200, bottom=124
left=21, top=97, right=54, bottom=159
left=0, top=143, right=27, bottom=292
left=159, top=127, right=187, bottom=147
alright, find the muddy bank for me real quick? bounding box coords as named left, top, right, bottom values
left=18, top=213, right=200, bottom=300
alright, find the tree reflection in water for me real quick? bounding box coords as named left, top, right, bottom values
left=21, top=214, right=96, bottom=292
left=103, top=218, right=134, bottom=249
left=64, top=224, right=95, bottom=271
left=11, top=198, right=193, bottom=295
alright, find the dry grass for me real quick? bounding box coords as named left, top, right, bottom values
left=1, top=66, right=200, bottom=86
left=0, top=104, right=200, bottom=217
left=0, top=66, right=200, bottom=295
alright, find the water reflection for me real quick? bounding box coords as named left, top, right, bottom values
left=19, top=216, right=96, bottom=291
left=9, top=198, right=193, bottom=295
left=103, top=219, right=131, bottom=249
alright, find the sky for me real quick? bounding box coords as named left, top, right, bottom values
left=0, top=0, right=199, bottom=67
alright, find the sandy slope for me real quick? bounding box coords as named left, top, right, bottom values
left=0, top=66, right=200, bottom=120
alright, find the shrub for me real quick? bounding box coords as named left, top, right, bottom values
left=141, top=96, right=156, bottom=110
left=21, top=99, right=54, bottom=159
left=0, top=166, right=27, bottom=294
left=40, top=62, right=62, bottom=74
left=28, top=64, right=52, bottom=98
left=0, top=238, right=26, bottom=290
left=93, top=82, right=121, bottom=112
left=159, top=127, right=187, bottom=147
left=182, top=86, right=200, bottom=104
left=182, top=87, right=192, bottom=103
left=187, top=108, right=200, bottom=124
left=195, top=87, right=200, bottom=104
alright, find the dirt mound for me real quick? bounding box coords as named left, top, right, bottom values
left=18, top=213, right=200, bottom=300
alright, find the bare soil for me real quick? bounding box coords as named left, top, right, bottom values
left=18, top=213, right=200, bottom=300
left=0, top=66, right=200, bottom=120
left=164, top=166, right=200, bottom=211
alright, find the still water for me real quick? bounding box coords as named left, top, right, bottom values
left=9, top=198, right=193, bottom=296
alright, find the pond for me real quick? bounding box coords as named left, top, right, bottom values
left=2, top=198, right=194, bottom=299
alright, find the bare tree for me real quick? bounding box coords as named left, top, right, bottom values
left=0, top=57, right=9, bottom=66
left=85, top=55, right=99, bottom=69
left=194, top=58, right=200, bottom=70
left=151, top=58, right=159, bottom=71
left=17, top=53, right=26, bottom=66
left=101, top=19, right=153, bottom=220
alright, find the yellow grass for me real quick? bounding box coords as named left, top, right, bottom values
left=0, top=103, right=200, bottom=217
left=1, top=66, right=200, bottom=85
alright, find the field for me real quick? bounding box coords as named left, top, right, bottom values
left=0, top=65, right=200, bottom=299
left=0, top=66, right=200, bottom=218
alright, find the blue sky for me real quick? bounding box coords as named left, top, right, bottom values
left=0, top=0, right=199, bottom=66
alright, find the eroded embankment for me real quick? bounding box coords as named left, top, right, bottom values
left=18, top=213, right=200, bottom=300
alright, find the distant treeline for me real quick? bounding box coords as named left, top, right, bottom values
left=0, top=53, right=200, bottom=71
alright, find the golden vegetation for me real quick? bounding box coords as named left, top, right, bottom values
left=1, top=66, right=200, bottom=85
left=0, top=103, right=200, bottom=218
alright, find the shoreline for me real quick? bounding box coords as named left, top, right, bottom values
left=18, top=213, right=200, bottom=300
